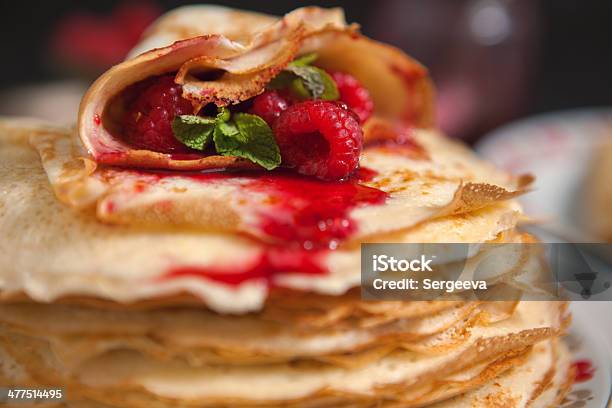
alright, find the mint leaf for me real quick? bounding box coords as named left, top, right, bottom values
left=267, top=71, right=294, bottom=90
left=216, top=106, right=231, bottom=122
left=172, top=115, right=216, bottom=150
left=289, top=53, right=318, bottom=67
left=289, top=77, right=311, bottom=100
left=172, top=108, right=281, bottom=170
left=288, top=66, right=339, bottom=100
left=213, top=113, right=281, bottom=170
left=214, top=120, right=240, bottom=142
left=267, top=53, right=339, bottom=101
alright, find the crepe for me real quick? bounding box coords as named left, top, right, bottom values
left=0, top=301, right=568, bottom=407
left=78, top=6, right=434, bottom=171
left=0, top=299, right=522, bottom=368
left=428, top=339, right=572, bottom=408
left=0, top=4, right=573, bottom=408
left=31, top=127, right=528, bottom=245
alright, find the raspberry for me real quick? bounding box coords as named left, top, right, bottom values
left=123, top=75, right=194, bottom=153
left=330, top=71, right=374, bottom=123
left=273, top=100, right=363, bottom=180
left=248, top=90, right=289, bottom=126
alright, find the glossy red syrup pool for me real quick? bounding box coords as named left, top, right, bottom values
left=250, top=168, right=387, bottom=250
left=149, top=167, right=386, bottom=249
left=161, top=167, right=387, bottom=286
left=572, top=359, right=595, bottom=383
left=165, top=248, right=327, bottom=286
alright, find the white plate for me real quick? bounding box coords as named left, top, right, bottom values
left=476, top=111, right=612, bottom=406
left=476, top=108, right=612, bottom=241
left=564, top=303, right=612, bottom=407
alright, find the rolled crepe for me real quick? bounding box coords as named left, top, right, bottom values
left=77, top=6, right=435, bottom=170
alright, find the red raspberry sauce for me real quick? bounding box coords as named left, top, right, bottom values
left=572, top=359, right=595, bottom=383
left=161, top=167, right=386, bottom=286
left=250, top=170, right=386, bottom=250
left=165, top=247, right=327, bottom=286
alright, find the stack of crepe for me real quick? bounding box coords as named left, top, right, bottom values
left=0, top=6, right=572, bottom=407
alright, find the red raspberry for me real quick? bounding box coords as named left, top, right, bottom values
left=330, top=71, right=374, bottom=123
left=273, top=100, right=363, bottom=180
left=123, top=75, right=194, bottom=153
left=248, top=90, right=289, bottom=126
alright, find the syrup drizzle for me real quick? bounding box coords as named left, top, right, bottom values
left=572, top=359, right=595, bottom=383
left=248, top=168, right=386, bottom=250
left=152, top=167, right=386, bottom=249
left=165, top=248, right=327, bottom=286
left=161, top=167, right=387, bottom=286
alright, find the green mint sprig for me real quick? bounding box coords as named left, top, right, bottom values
left=268, top=53, right=339, bottom=101
left=171, top=107, right=281, bottom=170
left=170, top=115, right=216, bottom=150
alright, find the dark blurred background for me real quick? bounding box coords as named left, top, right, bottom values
left=1, top=0, right=611, bottom=141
